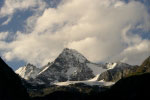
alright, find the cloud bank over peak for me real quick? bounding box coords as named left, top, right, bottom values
left=0, top=0, right=150, bottom=67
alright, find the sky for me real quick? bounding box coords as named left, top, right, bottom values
left=0, top=0, right=150, bottom=70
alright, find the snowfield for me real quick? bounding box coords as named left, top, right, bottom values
left=53, top=80, right=114, bottom=86
left=53, top=74, right=115, bottom=86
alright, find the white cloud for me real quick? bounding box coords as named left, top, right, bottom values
left=0, top=0, right=150, bottom=66
left=119, top=40, right=150, bottom=65
left=3, top=33, right=64, bottom=66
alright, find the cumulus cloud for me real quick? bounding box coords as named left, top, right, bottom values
left=119, top=40, right=150, bottom=65
left=0, top=0, right=150, bottom=66
left=3, top=33, right=64, bottom=66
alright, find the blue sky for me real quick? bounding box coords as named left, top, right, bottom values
left=0, top=0, right=150, bottom=70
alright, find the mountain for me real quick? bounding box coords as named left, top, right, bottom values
left=16, top=63, right=41, bottom=80
left=99, top=56, right=150, bottom=100
left=32, top=48, right=107, bottom=85
left=97, top=62, right=138, bottom=82
left=97, top=56, right=150, bottom=82
left=31, top=57, right=150, bottom=100
left=16, top=48, right=135, bottom=86
left=0, top=57, right=29, bottom=100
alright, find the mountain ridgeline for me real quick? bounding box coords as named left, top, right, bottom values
left=16, top=48, right=136, bottom=86
left=16, top=48, right=108, bottom=85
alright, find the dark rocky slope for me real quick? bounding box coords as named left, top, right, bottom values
left=0, top=57, right=30, bottom=100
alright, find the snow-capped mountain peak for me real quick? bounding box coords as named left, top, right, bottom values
left=30, top=48, right=97, bottom=84
left=15, top=63, right=41, bottom=80
left=57, top=48, right=89, bottom=63
left=15, top=48, right=133, bottom=86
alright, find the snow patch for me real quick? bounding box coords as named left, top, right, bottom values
left=88, top=74, right=100, bottom=81
left=106, top=63, right=117, bottom=69
left=53, top=80, right=114, bottom=86
left=38, top=65, right=49, bottom=75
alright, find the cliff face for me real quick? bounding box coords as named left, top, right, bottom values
left=0, top=57, right=29, bottom=100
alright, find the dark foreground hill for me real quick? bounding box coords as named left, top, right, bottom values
left=0, top=57, right=30, bottom=100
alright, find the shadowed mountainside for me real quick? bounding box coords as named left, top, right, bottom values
left=0, top=57, right=30, bottom=100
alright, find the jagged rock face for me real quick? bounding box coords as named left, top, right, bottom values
left=98, top=63, right=138, bottom=82
left=0, top=57, right=29, bottom=100
left=16, top=63, right=41, bottom=80
left=35, top=48, right=95, bottom=84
